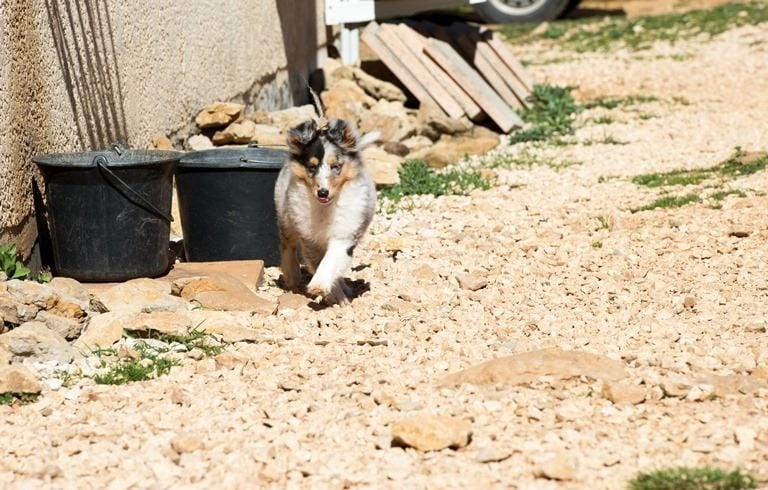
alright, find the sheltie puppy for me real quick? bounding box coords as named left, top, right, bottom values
left=274, top=118, right=377, bottom=305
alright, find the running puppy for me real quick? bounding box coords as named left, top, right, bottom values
left=274, top=118, right=377, bottom=305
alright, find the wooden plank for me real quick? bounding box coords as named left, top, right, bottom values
left=376, top=24, right=464, bottom=119
left=360, top=22, right=440, bottom=112
left=396, top=23, right=483, bottom=121
left=480, top=27, right=535, bottom=92
left=451, top=34, right=524, bottom=110
left=448, top=24, right=531, bottom=109
left=424, top=37, right=523, bottom=133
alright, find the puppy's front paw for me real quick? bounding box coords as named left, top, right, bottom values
left=328, top=284, right=350, bottom=306
left=307, top=280, right=350, bottom=306
left=306, top=281, right=330, bottom=299
left=280, top=274, right=300, bottom=292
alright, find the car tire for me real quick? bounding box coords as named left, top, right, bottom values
left=475, top=0, right=572, bottom=23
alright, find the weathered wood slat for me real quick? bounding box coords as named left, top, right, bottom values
left=452, top=34, right=524, bottom=110
left=395, top=23, right=483, bottom=120
left=447, top=23, right=531, bottom=108
left=377, top=24, right=464, bottom=119
left=480, top=27, right=535, bottom=92
left=360, top=22, right=440, bottom=111
left=424, top=36, right=523, bottom=132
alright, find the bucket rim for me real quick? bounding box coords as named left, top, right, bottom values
left=179, top=147, right=286, bottom=169
left=33, top=149, right=183, bottom=168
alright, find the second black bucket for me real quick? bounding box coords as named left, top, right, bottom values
left=33, top=145, right=180, bottom=282
left=176, top=146, right=286, bottom=266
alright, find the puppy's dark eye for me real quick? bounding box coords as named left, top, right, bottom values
left=331, top=164, right=341, bottom=174
left=307, top=166, right=318, bottom=175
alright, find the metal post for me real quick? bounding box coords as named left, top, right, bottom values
left=340, top=23, right=360, bottom=65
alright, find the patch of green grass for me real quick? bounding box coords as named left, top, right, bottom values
left=632, top=149, right=768, bottom=189
left=92, top=343, right=180, bottom=385
left=591, top=115, right=615, bottom=125
left=521, top=55, right=577, bottom=66
left=501, top=2, right=768, bottom=53
left=0, top=244, right=30, bottom=280
left=53, top=368, right=82, bottom=388
left=706, top=188, right=748, bottom=209
left=628, top=465, right=757, bottom=490
left=631, top=193, right=702, bottom=213
left=709, top=189, right=747, bottom=202
left=0, top=392, right=40, bottom=406
left=128, top=326, right=224, bottom=358
left=486, top=148, right=578, bottom=171
left=595, top=215, right=610, bottom=230
left=510, top=84, right=580, bottom=144
left=34, top=270, right=52, bottom=284
left=379, top=160, right=490, bottom=203
left=582, top=95, right=660, bottom=110
left=719, top=149, right=768, bottom=177
left=591, top=241, right=603, bottom=249
left=639, top=113, right=659, bottom=120
left=544, top=23, right=568, bottom=39
left=581, top=136, right=628, bottom=146
left=632, top=168, right=712, bottom=187
left=496, top=22, right=539, bottom=43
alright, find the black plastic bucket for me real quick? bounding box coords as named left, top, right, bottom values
left=33, top=146, right=180, bottom=282
left=176, top=146, right=286, bottom=266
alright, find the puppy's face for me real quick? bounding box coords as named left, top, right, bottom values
left=287, top=119, right=360, bottom=205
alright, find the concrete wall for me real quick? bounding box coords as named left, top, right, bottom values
left=0, top=0, right=328, bottom=259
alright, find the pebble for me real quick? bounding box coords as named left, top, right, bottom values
left=535, top=451, right=577, bottom=481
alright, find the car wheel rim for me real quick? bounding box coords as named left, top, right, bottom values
left=487, top=0, right=549, bottom=15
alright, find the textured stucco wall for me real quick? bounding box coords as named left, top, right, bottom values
left=0, top=0, right=327, bottom=258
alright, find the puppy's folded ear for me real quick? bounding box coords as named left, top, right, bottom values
left=287, top=120, right=318, bottom=155
left=326, top=118, right=358, bottom=153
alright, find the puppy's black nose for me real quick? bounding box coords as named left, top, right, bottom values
left=317, top=188, right=329, bottom=199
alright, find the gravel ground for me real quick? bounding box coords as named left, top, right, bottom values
left=3, top=16, right=768, bottom=490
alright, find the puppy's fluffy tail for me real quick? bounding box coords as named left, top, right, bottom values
left=357, top=131, right=380, bottom=151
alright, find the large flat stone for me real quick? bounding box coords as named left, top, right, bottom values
left=85, top=260, right=265, bottom=296
left=0, top=365, right=41, bottom=394
left=439, top=348, right=628, bottom=387
left=180, top=273, right=276, bottom=315
left=391, top=414, right=472, bottom=451
left=0, top=321, right=79, bottom=364
left=164, top=261, right=265, bottom=291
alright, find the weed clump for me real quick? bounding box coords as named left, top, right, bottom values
left=510, top=85, right=580, bottom=144
left=379, top=160, right=490, bottom=203
left=0, top=244, right=30, bottom=280
left=632, top=148, right=768, bottom=188
left=0, top=393, right=40, bottom=406
left=499, top=2, right=768, bottom=52
left=90, top=328, right=223, bottom=385
left=628, top=465, right=756, bottom=490
left=92, top=343, right=180, bottom=385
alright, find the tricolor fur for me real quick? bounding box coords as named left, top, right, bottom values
left=274, top=118, right=377, bottom=305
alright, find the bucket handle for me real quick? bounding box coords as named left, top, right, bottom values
left=94, top=155, right=174, bottom=223
left=247, top=142, right=288, bottom=148
left=241, top=142, right=288, bottom=164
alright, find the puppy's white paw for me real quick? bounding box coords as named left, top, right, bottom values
left=306, top=281, right=330, bottom=299
left=307, top=280, right=350, bottom=306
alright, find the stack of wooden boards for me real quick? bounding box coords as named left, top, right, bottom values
left=361, top=21, right=534, bottom=134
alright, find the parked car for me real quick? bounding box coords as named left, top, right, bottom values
left=474, top=0, right=582, bottom=22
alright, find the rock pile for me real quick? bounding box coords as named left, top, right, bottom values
left=153, top=58, right=502, bottom=187
left=0, top=265, right=299, bottom=398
